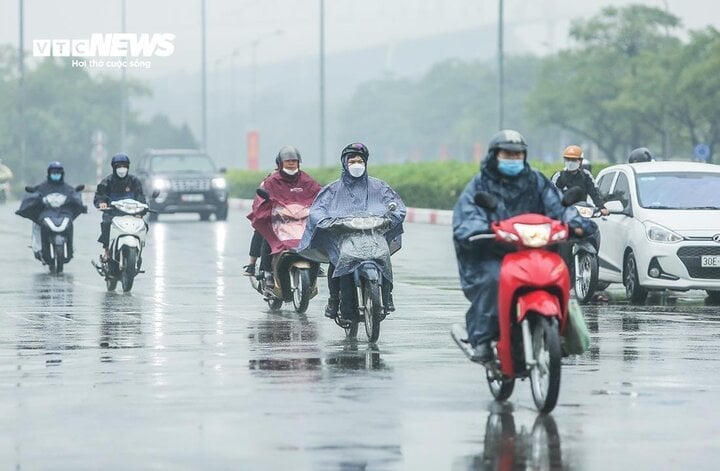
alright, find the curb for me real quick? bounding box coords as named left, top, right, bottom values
left=229, top=198, right=453, bottom=226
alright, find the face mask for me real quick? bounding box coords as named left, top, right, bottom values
left=49, top=173, right=62, bottom=182
left=115, top=167, right=128, bottom=178
left=565, top=160, right=581, bottom=172
left=283, top=168, right=298, bottom=176
left=497, top=159, right=524, bottom=177
left=348, top=163, right=366, bottom=178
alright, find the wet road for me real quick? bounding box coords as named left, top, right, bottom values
left=1, top=205, right=720, bottom=469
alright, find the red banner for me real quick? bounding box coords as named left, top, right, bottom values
left=247, top=130, right=260, bottom=171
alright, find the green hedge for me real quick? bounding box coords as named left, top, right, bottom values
left=227, top=160, right=610, bottom=210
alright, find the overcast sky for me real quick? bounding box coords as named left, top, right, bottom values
left=2, top=0, right=720, bottom=79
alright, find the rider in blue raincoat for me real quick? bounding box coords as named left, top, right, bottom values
left=453, top=130, right=596, bottom=362
left=299, top=142, right=406, bottom=319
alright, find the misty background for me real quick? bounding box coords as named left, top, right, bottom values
left=1, top=0, right=719, bottom=183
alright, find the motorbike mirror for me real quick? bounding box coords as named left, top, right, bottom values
left=256, top=188, right=270, bottom=200
left=24, top=185, right=35, bottom=193
left=388, top=202, right=397, bottom=211
left=219, top=167, right=227, bottom=174
left=75, top=184, right=85, bottom=192
left=473, top=192, right=498, bottom=211
left=562, top=187, right=586, bottom=207
left=151, top=190, right=160, bottom=199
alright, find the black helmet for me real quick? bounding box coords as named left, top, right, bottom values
left=47, top=161, right=64, bottom=182
left=275, top=145, right=302, bottom=166
left=111, top=153, right=130, bottom=168
left=487, top=129, right=528, bottom=159
left=341, top=142, right=369, bottom=162
left=628, top=147, right=654, bottom=163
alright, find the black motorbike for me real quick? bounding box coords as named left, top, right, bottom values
left=568, top=200, right=603, bottom=304
left=16, top=184, right=87, bottom=273
left=321, top=203, right=397, bottom=343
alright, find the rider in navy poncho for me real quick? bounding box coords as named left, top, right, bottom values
left=453, top=130, right=596, bottom=362
left=298, top=142, right=406, bottom=318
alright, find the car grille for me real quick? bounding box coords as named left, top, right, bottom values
left=677, top=246, right=720, bottom=279
left=170, top=179, right=211, bottom=192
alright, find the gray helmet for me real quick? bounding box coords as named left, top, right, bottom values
left=628, top=147, right=654, bottom=163
left=488, top=129, right=528, bottom=155
left=275, top=145, right=302, bottom=166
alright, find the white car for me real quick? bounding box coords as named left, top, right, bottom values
left=595, top=161, right=720, bottom=303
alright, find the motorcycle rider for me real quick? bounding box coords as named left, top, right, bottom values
left=453, top=130, right=596, bottom=362
left=628, top=147, right=655, bottom=163
left=299, top=142, right=406, bottom=318
left=18, top=161, right=86, bottom=261
left=247, top=146, right=322, bottom=288
left=551, top=145, right=608, bottom=216
left=94, top=153, right=146, bottom=262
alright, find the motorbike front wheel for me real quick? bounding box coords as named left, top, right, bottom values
left=291, top=267, right=311, bottom=314
left=121, top=247, right=138, bottom=292
left=574, top=252, right=598, bottom=304
left=362, top=279, right=382, bottom=343
left=529, top=317, right=561, bottom=413
left=54, top=242, right=65, bottom=273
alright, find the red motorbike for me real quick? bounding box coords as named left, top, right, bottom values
left=452, top=192, right=575, bottom=413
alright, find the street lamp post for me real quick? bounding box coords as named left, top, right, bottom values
left=19, top=0, right=26, bottom=185
left=319, top=0, right=326, bottom=167
left=498, top=0, right=504, bottom=130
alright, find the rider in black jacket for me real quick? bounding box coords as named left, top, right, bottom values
left=93, top=153, right=146, bottom=261
left=550, top=145, right=608, bottom=216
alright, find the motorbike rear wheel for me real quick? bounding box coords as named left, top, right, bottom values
left=106, top=277, right=118, bottom=291
left=267, top=297, right=283, bottom=311
left=362, top=279, right=382, bottom=343
left=574, top=252, right=598, bottom=304
left=291, top=267, right=311, bottom=314
left=529, top=317, right=561, bottom=413
left=121, top=247, right=138, bottom=293
left=486, top=369, right=515, bottom=401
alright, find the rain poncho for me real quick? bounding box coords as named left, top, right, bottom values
left=453, top=152, right=596, bottom=347
left=247, top=170, right=322, bottom=254
left=16, top=180, right=87, bottom=223
left=298, top=157, right=406, bottom=281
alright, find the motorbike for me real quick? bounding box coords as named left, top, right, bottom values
left=451, top=191, right=580, bottom=413
left=568, top=198, right=603, bottom=304
left=16, top=184, right=86, bottom=273
left=92, top=198, right=152, bottom=292
left=251, top=189, right=320, bottom=313
left=321, top=203, right=397, bottom=343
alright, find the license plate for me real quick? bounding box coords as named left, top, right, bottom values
left=180, top=194, right=204, bottom=202
left=701, top=255, right=720, bottom=267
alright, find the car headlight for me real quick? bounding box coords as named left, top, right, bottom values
left=152, top=178, right=171, bottom=191
left=644, top=221, right=683, bottom=243
left=212, top=177, right=227, bottom=190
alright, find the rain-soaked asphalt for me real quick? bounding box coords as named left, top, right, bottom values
left=1, top=204, right=720, bottom=470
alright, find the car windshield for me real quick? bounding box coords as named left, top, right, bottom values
left=636, top=172, right=720, bottom=209
left=150, top=155, right=215, bottom=173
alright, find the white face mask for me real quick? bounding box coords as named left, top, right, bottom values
left=564, top=160, right=581, bottom=172
left=115, top=167, right=128, bottom=178
left=348, top=163, right=366, bottom=178
left=283, top=168, right=298, bottom=176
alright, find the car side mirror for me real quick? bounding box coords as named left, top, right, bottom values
left=604, top=200, right=625, bottom=214
left=562, top=186, right=585, bottom=207
left=75, top=184, right=85, bottom=192
left=151, top=190, right=160, bottom=199
left=219, top=167, right=227, bottom=174
left=256, top=188, right=270, bottom=200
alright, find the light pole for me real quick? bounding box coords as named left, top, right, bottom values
left=120, top=0, right=127, bottom=152
left=19, top=0, right=26, bottom=184
left=498, top=0, right=504, bottom=130
left=319, top=0, right=326, bottom=167
left=201, top=0, right=207, bottom=150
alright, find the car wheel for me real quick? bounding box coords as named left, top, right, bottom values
left=624, top=251, right=648, bottom=304
left=215, top=205, right=228, bottom=221
left=199, top=212, right=211, bottom=221
left=706, top=290, right=720, bottom=305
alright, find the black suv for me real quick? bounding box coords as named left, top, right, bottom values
left=136, top=149, right=229, bottom=221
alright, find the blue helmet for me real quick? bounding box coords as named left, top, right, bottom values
left=111, top=153, right=130, bottom=168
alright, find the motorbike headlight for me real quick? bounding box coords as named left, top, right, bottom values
left=575, top=205, right=594, bottom=218
left=152, top=178, right=171, bottom=191
left=513, top=223, right=551, bottom=248
left=212, top=177, right=227, bottom=190
left=644, top=221, right=683, bottom=243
